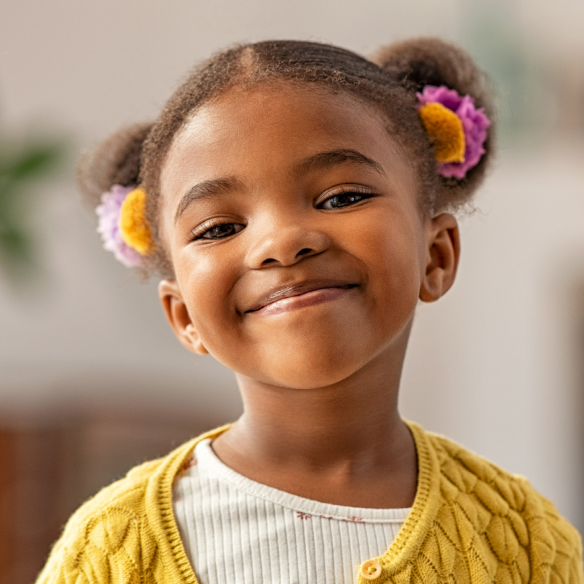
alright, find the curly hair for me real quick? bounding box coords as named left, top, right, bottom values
left=78, top=37, right=495, bottom=278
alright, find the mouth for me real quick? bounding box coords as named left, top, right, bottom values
left=245, top=281, right=359, bottom=316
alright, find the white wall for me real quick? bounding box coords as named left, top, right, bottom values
left=1, top=0, right=583, bottom=527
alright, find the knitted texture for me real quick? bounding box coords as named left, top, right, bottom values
left=35, top=422, right=583, bottom=584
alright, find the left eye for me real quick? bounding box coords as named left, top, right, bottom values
left=195, top=222, right=244, bottom=240
left=318, top=192, right=371, bottom=210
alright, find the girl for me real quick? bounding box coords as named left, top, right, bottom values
left=37, top=38, right=582, bottom=584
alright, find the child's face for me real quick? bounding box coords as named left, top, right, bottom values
left=158, top=84, right=456, bottom=389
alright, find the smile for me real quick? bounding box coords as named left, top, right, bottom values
left=247, top=284, right=358, bottom=316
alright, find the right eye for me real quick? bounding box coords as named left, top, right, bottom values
left=192, top=221, right=244, bottom=241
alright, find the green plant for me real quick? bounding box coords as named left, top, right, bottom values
left=0, top=135, right=66, bottom=284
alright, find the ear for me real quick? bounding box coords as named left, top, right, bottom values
left=158, top=279, right=209, bottom=355
left=419, top=213, right=460, bottom=303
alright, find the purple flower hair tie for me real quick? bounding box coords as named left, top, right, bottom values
left=96, top=184, right=144, bottom=268
left=417, top=85, right=491, bottom=179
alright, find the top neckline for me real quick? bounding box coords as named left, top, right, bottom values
left=146, top=420, right=441, bottom=584
left=180, top=438, right=411, bottom=524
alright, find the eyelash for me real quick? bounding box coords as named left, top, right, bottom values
left=316, top=186, right=375, bottom=210
left=189, top=186, right=376, bottom=241
left=190, top=219, right=244, bottom=241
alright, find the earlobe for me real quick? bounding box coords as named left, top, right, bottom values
left=184, top=323, right=209, bottom=356
left=158, top=279, right=209, bottom=355
left=419, top=213, right=460, bottom=303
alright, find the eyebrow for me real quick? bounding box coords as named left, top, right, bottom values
left=174, top=148, right=384, bottom=223
left=295, top=148, right=385, bottom=178
left=174, top=177, right=244, bottom=223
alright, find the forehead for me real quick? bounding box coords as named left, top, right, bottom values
left=159, top=84, right=413, bottom=213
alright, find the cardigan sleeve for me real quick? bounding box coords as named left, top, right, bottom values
left=35, top=545, right=92, bottom=584
left=561, top=536, right=584, bottom=583
left=34, top=505, right=147, bottom=584
left=541, top=493, right=584, bottom=583
left=511, top=474, right=584, bottom=583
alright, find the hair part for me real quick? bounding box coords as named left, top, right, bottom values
left=78, top=37, right=496, bottom=278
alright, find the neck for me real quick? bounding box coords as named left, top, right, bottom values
left=211, top=330, right=418, bottom=507
left=214, top=327, right=413, bottom=473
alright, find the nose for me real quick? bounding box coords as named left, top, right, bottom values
left=244, top=220, right=331, bottom=269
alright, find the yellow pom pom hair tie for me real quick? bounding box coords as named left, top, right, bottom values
left=119, top=188, right=153, bottom=255
left=418, top=102, right=465, bottom=163
left=95, top=185, right=154, bottom=268
left=96, top=185, right=152, bottom=268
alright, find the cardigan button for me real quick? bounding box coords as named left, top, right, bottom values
left=360, top=559, right=382, bottom=581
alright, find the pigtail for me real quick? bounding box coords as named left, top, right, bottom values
left=372, top=38, right=486, bottom=99
left=77, top=123, right=153, bottom=208
left=371, top=38, right=496, bottom=211
left=77, top=123, right=162, bottom=275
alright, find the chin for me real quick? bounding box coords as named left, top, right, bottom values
left=260, top=368, right=358, bottom=391
left=253, top=342, right=373, bottom=390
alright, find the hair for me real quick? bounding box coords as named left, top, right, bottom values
left=78, top=37, right=495, bottom=278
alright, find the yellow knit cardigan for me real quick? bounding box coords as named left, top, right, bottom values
left=36, top=421, right=583, bottom=584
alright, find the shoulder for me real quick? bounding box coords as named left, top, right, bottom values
left=70, top=457, right=163, bottom=525
left=35, top=425, right=231, bottom=584
left=35, top=457, right=164, bottom=584
left=427, top=429, right=583, bottom=582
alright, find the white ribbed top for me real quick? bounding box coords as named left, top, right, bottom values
left=173, top=439, right=411, bottom=584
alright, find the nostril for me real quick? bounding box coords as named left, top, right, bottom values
left=296, top=248, right=313, bottom=258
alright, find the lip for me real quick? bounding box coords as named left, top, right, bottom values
left=245, top=279, right=359, bottom=315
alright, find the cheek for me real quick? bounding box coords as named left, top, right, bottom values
left=353, top=211, right=424, bottom=343
left=176, top=250, right=241, bottom=340
left=355, top=208, right=423, bottom=291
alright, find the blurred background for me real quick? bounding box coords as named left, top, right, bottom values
left=1, top=0, right=583, bottom=581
